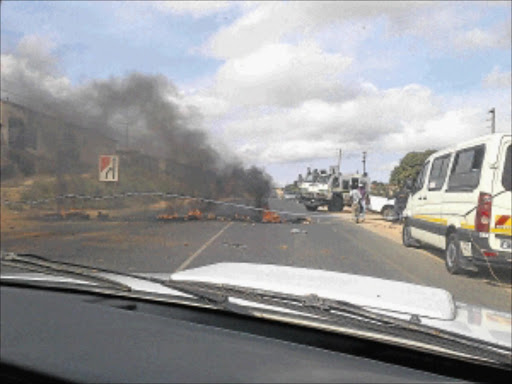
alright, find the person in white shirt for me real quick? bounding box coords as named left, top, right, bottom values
left=349, top=186, right=363, bottom=222
left=349, top=187, right=362, bottom=204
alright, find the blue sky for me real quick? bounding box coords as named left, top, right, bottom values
left=1, top=1, right=511, bottom=185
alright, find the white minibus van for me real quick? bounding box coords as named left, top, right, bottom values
left=402, top=133, right=511, bottom=274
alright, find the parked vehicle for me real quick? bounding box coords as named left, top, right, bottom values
left=402, top=133, right=511, bottom=274
left=367, top=195, right=395, bottom=218
left=299, top=167, right=370, bottom=212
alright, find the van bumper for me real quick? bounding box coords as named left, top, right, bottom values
left=468, top=232, right=512, bottom=269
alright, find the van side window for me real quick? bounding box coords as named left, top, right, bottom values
left=428, top=155, right=451, bottom=191
left=447, top=145, right=486, bottom=191
left=415, top=161, right=429, bottom=191
left=503, top=145, right=511, bottom=191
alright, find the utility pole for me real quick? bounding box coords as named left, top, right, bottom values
left=488, top=108, right=495, bottom=134
left=337, top=149, right=342, bottom=173
left=362, top=151, right=367, bottom=177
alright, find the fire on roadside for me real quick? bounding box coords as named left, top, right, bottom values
left=186, top=209, right=202, bottom=220
left=156, top=208, right=291, bottom=224
left=262, top=210, right=282, bottom=223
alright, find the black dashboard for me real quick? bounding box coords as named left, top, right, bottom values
left=1, top=284, right=508, bottom=383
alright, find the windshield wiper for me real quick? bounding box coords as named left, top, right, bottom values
left=1, top=251, right=134, bottom=292
left=164, top=280, right=512, bottom=369
left=0, top=252, right=225, bottom=309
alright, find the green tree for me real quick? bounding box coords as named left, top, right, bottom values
left=370, top=181, right=388, bottom=197
left=389, top=149, right=436, bottom=187
left=284, top=183, right=300, bottom=194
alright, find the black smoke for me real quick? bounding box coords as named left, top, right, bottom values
left=1, top=39, right=272, bottom=206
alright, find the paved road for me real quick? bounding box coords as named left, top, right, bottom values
left=2, top=198, right=511, bottom=312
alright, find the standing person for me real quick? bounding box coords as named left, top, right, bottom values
left=393, top=188, right=409, bottom=222
left=350, top=186, right=362, bottom=223
left=358, top=182, right=367, bottom=221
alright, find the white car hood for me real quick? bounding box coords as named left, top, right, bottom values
left=3, top=262, right=511, bottom=349
left=172, top=263, right=512, bottom=348
left=172, top=263, right=455, bottom=320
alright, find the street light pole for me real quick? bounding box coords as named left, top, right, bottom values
left=337, top=149, right=342, bottom=173
left=488, top=108, right=495, bottom=134
left=362, top=151, right=367, bottom=177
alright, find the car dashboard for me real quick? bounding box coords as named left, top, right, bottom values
left=1, top=283, right=509, bottom=383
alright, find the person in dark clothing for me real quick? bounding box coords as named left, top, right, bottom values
left=393, top=189, right=409, bottom=221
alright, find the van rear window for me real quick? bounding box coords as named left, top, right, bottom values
left=447, top=145, right=485, bottom=191
left=503, top=145, right=511, bottom=191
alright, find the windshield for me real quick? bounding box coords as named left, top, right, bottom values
left=1, top=0, right=511, bottom=349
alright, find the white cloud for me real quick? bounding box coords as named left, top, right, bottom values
left=180, top=1, right=510, bottom=173
left=202, top=1, right=510, bottom=61
left=180, top=92, right=231, bottom=118
left=212, top=81, right=510, bottom=165
left=151, top=1, right=236, bottom=17
left=203, top=1, right=422, bottom=59
left=376, top=161, right=399, bottom=174
left=1, top=35, right=71, bottom=98
left=453, top=22, right=511, bottom=51
left=213, top=41, right=353, bottom=107
left=482, top=66, right=512, bottom=89
left=215, top=83, right=437, bottom=163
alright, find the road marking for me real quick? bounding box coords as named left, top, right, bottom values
left=174, top=222, right=233, bottom=273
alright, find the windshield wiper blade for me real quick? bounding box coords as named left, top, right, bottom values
left=1, top=252, right=133, bottom=292
left=165, top=280, right=512, bottom=368
left=0, top=252, right=225, bottom=309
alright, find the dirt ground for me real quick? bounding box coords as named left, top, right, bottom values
left=353, top=212, right=403, bottom=243
left=332, top=208, right=403, bottom=243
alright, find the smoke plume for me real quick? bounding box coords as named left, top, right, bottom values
left=1, top=36, right=272, bottom=206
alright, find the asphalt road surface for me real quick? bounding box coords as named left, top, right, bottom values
left=2, top=198, right=511, bottom=313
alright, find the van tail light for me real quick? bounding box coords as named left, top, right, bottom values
left=483, top=251, right=498, bottom=258
left=475, top=192, right=492, bottom=233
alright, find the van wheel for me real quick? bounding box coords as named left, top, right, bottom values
left=305, top=205, right=317, bottom=212
left=402, top=220, right=416, bottom=247
left=445, top=234, right=463, bottom=275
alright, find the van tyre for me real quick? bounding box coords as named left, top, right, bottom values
left=402, top=220, right=416, bottom=247
left=445, top=233, right=463, bottom=275
left=305, top=205, right=317, bottom=212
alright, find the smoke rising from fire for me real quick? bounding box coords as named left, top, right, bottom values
left=1, top=36, right=272, bottom=206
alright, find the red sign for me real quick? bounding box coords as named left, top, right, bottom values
left=99, top=155, right=118, bottom=182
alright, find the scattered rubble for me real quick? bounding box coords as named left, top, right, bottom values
left=97, top=211, right=110, bottom=220
left=42, top=211, right=90, bottom=221
left=222, top=242, right=248, bottom=250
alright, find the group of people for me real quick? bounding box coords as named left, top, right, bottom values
left=349, top=182, right=370, bottom=222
